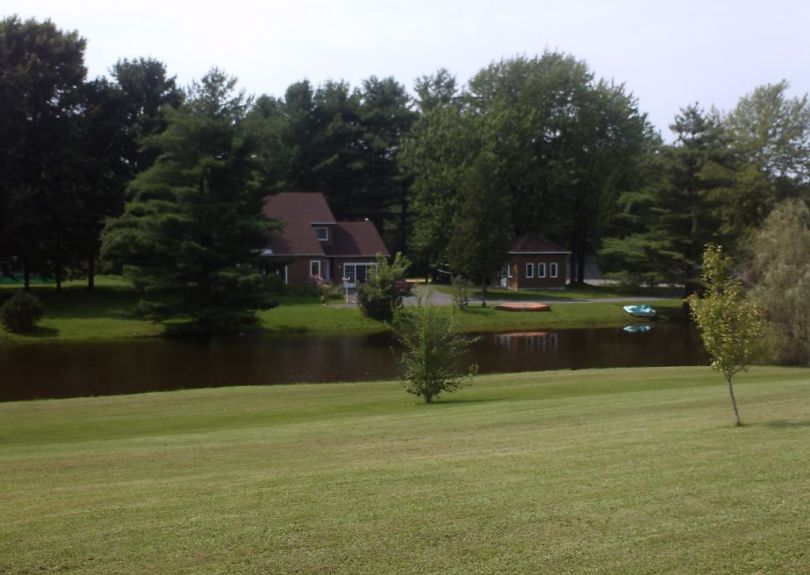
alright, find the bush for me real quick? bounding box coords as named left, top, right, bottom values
left=357, top=252, right=411, bottom=321
left=451, top=275, right=473, bottom=309
left=394, top=299, right=477, bottom=403
left=319, top=282, right=344, bottom=303
left=0, top=290, right=44, bottom=332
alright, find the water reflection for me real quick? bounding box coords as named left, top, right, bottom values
left=0, top=323, right=707, bottom=402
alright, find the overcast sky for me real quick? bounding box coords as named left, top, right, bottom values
left=5, top=0, right=810, bottom=138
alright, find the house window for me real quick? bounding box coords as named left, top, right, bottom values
left=525, top=262, right=534, bottom=279
left=309, top=260, right=321, bottom=278
left=550, top=262, right=558, bottom=278
left=537, top=263, right=546, bottom=278
left=314, top=227, right=328, bottom=241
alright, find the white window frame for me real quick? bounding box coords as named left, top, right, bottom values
left=314, top=227, right=329, bottom=241
left=343, top=262, right=378, bottom=286
left=309, top=259, right=322, bottom=278
left=537, top=262, right=546, bottom=278
left=525, top=262, right=534, bottom=279
left=550, top=262, right=558, bottom=278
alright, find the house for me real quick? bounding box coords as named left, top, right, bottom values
left=262, top=192, right=389, bottom=286
left=499, top=234, right=571, bottom=289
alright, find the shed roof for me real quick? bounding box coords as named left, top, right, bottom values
left=509, top=233, right=571, bottom=254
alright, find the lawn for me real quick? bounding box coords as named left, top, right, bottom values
left=1, top=277, right=683, bottom=343
left=0, top=277, right=161, bottom=343
left=432, top=281, right=683, bottom=301
left=1, top=366, right=809, bottom=574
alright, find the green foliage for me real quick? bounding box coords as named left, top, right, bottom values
left=403, top=52, right=650, bottom=284
left=450, top=275, right=473, bottom=310
left=750, top=199, right=810, bottom=364
left=447, top=153, right=512, bottom=304
left=249, top=77, right=416, bottom=251
left=687, top=245, right=763, bottom=425
left=356, top=253, right=411, bottom=321
left=318, top=282, right=344, bottom=303
left=0, top=290, right=44, bottom=332
left=601, top=106, right=732, bottom=289
left=100, top=69, right=274, bottom=333
left=0, top=16, right=88, bottom=287
left=725, top=81, right=810, bottom=196
left=394, top=298, right=477, bottom=403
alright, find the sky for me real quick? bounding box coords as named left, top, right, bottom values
left=5, top=0, right=810, bottom=138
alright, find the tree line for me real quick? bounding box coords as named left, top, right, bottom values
left=3, top=16, right=810, bottom=303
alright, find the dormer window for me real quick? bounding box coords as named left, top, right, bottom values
left=314, top=227, right=329, bottom=241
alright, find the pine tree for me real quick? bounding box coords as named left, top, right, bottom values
left=101, top=69, right=273, bottom=333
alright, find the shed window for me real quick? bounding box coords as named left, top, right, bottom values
left=525, top=263, right=534, bottom=279
left=537, top=263, right=546, bottom=278
left=550, top=262, right=558, bottom=278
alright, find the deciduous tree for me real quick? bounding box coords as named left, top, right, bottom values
left=394, top=299, right=477, bottom=403
left=749, top=199, right=810, bottom=364
left=687, top=245, right=763, bottom=426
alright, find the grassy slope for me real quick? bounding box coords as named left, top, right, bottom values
left=1, top=366, right=809, bottom=574
left=1, top=278, right=681, bottom=343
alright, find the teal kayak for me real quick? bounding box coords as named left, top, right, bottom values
left=623, top=304, right=656, bottom=318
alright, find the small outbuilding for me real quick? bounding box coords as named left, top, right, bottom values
left=498, top=234, right=570, bottom=289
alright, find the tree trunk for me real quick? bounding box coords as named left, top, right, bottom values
left=87, top=250, right=96, bottom=291
left=725, top=372, right=742, bottom=427
left=23, top=256, right=30, bottom=292
left=577, top=249, right=586, bottom=286
left=480, top=278, right=487, bottom=307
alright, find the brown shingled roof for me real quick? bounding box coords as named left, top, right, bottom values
left=262, top=192, right=336, bottom=224
left=325, top=222, right=390, bottom=257
left=509, top=233, right=570, bottom=254
left=262, top=192, right=389, bottom=258
left=263, top=193, right=335, bottom=256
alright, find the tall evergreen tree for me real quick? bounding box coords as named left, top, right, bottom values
left=110, top=57, right=183, bottom=177
left=600, top=105, right=732, bottom=289
left=0, top=16, right=87, bottom=289
left=100, top=69, right=273, bottom=333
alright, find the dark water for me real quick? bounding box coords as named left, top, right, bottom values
left=0, top=323, right=708, bottom=402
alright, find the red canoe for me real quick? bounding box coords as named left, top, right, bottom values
left=494, top=302, right=551, bottom=312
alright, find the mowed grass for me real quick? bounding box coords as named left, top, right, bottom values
left=0, top=278, right=161, bottom=343
left=1, top=278, right=682, bottom=343
left=433, top=282, right=682, bottom=301
left=1, top=366, right=809, bottom=574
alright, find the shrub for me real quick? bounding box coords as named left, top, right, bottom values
left=319, top=282, right=344, bottom=303
left=0, top=290, right=44, bottom=332
left=357, top=252, right=411, bottom=321
left=451, top=275, right=473, bottom=310
left=394, top=299, right=477, bottom=403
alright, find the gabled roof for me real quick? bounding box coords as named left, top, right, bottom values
left=263, top=192, right=336, bottom=256
left=262, top=192, right=388, bottom=258
left=325, top=222, right=390, bottom=257
left=509, top=233, right=571, bottom=254
left=262, top=192, right=336, bottom=225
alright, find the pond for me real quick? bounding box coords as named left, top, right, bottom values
left=0, top=323, right=708, bottom=402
